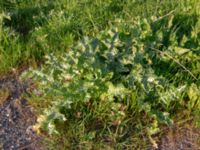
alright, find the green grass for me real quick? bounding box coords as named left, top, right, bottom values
left=1, top=0, right=199, bottom=74
left=1, top=0, right=200, bottom=149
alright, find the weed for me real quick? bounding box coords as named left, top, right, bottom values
left=1, top=0, right=200, bottom=149
left=21, top=10, right=200, bottom=148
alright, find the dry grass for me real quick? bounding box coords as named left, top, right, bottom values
left=0, top=88, right=9, bottom=105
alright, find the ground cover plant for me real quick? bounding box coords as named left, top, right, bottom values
left=22, top=2, right=200, bottom=149
left=1, top=0, right=200, bottom=149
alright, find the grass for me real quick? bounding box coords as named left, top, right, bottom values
left=1, top=0, right=200, bottom=149
left=1, top=0, right=199, bottom=74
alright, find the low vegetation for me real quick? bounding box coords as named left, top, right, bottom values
left=1, top=0, right=200, bottom=149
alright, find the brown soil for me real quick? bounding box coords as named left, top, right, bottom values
left=0, top=76, right=43, bottom=150
left=156, top=123, right=200, bottom=150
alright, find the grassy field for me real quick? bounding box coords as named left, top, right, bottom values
left=1, top=0, right=200, bottom=149
left=1, top=0, right=199, bottom=74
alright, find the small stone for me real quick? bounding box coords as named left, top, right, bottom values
left=26, top=126, right=35, bottom=135
left=26, top=137, right=32, bottom=141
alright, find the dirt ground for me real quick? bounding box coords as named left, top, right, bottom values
left=0, top=75, right=199, bottom=150
left=0, top=76, right=43, bottom=150
left=156, top=123, right=200, bottom=150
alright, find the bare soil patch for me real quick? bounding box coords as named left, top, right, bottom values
left=156, top=122, right=200, bottom=150
left=0, top=77, right=43, bottom=150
